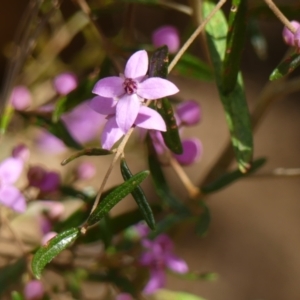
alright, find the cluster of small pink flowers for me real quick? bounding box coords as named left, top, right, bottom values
left=282, top=20, right=300, bottom=49
left=89, top=50, right=179, bottom=150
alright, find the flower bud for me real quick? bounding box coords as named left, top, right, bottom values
left=282, top=20, right=300, bottom=46
left=41, top=231, right=57, bottom=246
left=35, top=129, right=67, bottom=154
left=24, top=280, right=44, bottom=300
left=10, top=85, right=32, bottom=110
left=174, top=138, right=202, bottom=165
left=75, top=162, right=96, bottom=180
left=176, top=100, right=201, bottom=126
left=53, top=72, right=78, bottom=95
left=152, top=25, right=180, bottom=54
left=12, top=144, right=30, bottom=162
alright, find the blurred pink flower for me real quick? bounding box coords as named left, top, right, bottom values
left=75, top=162, right=96, bottom=180
left=41, top=231, right=57, bottom=245
left=152, top=25, right=180, bottom=53
left=24, top=280, right=44, bottom=300
left=116, top=293, right=133, bottom=300
left=0, top=157, right=26, bottom=212
left=139, top=234, right=188, bottom=294
left=282, top=21, right=300, bottom=47
left=12, top=143, right=30, bottom=162
left=92, top=50, right=179, bottom=133
left=10, top=85, right=32, bottom=110
left=27, top=166, right=60, bottom=193
left=53, top=72, right=78, bottom=95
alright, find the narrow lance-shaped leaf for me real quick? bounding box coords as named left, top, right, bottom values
left=270, top=51, right=300, bottom=80
left=147, top=138, right=186, bottom=212
left=203, top=1, right=253, bottom=173
left=20, top=112, right=82, bottom=150
left=173, top=53, right=214, bottom=81
left=149, top=46, right=183, bottom=154
left=87, top=170, right=149, bottom=226
left=202, top=157, right=266, bottom=194
left=120, top=158, right=156, bottom=229
left=11, top=292, right=24, bottom=300
left=61, top=147, right=113, bottom=166
left=221, top=0, right=247, bottom=94
left=0, top=258, right=26, bottom=295
left=195, top=201, right=210, bottom=237
left=32, top=227, right=80, bottom=279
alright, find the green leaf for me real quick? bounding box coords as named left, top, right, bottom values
left=248, top=19, right=267, bottom=60
left=202, top=157, right=266, bottom=194
left=195, top=201, right=210, bottom=237
left=149, top=45, right=169, bottom=78
left=0, top=258, right=26, bottom=295
left=32, top=227, right=80, bottom=279
left=173, top=53, right=214, bottom=81
left=156, top=98, right=183, bottom=154
left=61, top=147, right=113, bottom=165
left=0, top=106, right=14, bottom=135
left=221, top=0, right=247, bottom=94
left=87, top=170, right=149, bottom=226
left=203, top=1, right=253, bottom=172
left=120, top=158, right=155, bottom=229
left=151, top=289, right=207, bottom=300
left=147, top=142, right=186, bottom=212
left=171, top=271, right=218, bottom=281
left=98, top=214, right=113, bottom=248
left=20, top=113, right=82, bottom=150
left=59, top=185, right=94, bottom=202
left=270, top=51, right=300, bottom=80
left=11, top=291, right=24, bottom=300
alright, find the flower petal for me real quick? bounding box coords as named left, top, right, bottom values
left=138, top=77, right=179, bottom=100
left=176, top=100, right=201, bottom=126
left=0, top=158, right=23, bottom=184
left=124, top=50, right=148, bottom=79
left=116, top=94, right=140, bottom=132
left=92, top=77, right=124, bottom=97
left=166, top=254, right=189, bottom=274
left=39, top=172, right=60, bottom=193
left=0, top=185, right=26, bottom=212
left=143, top=269, right=166, bottom=295
left=173, top=138, right=202, bottom=165
left=89, top=96, right=117, bottom=115
left=101, top=117, right=124, bottom=150
left=135, top=106, right=166, bottom=131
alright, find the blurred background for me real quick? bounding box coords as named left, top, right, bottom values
left=1, top=0, right=300, bottom=299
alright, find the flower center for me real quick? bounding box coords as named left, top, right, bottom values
left=123, top=78, right=137, bottom=95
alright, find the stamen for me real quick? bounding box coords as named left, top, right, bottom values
left=123, top=78, right=137, bottom=95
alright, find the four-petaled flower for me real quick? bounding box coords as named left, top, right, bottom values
left=90, top=97, right=166, bottom=150
left=0, top=157, right=26, bottom=212
left=139, top=234, right=188, bottom=294
left=92, top=50, right=179, bottom=133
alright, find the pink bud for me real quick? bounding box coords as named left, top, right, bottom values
left=116, top=293, right=133, bottom=300
left=24, top=280, right=44, bottom=300
left=12, top=144, right=30, bottom=162
left=41, top=231, right=57, bottom=246
left=10, top=85, right=32, bottom=110
left=76, top=162, right=96, bottom=180
left=282, top=20, right=300, bottom=46
left=152, top=26, right=180, bottom=54
left=173, top=138, right=202, bottom=165
left=294, top=26, right=300, bottom=49
left=176, top=100, right=201, bottom=126
left=41, top=201, right=64, bottom=219
left=53, top=72, right=78, bottom=95
left=35, top=129, right=67, bottom=154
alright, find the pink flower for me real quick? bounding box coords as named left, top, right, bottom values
left=116, top=293, right=133, bottom=300
left=9, top=85, right=32, bottom=110
left=176, top=100, right=201, bottom=126
left=53, top=72, right=78, bottom=95
left=282, top=21, right=300, bottom=47
left=12, top=143, right=30, bottom=162
left=92, top=50, right=179, bottom=133
left=139, top=234, right=188, bottom=294
left=152, top=26, right=180, bottom=54
left=75, top=162, right=96, bottom=180
left=0, top=157, right=26, bottom=212
left=24, top=280, right=44, bottom=300
left=90, top=97, right=166, bottom=149
left=27, top=166, right=60, bottom=193
left=35, top=129, right=67, bottom=154
left=41, top=231, right=57, bottom=245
